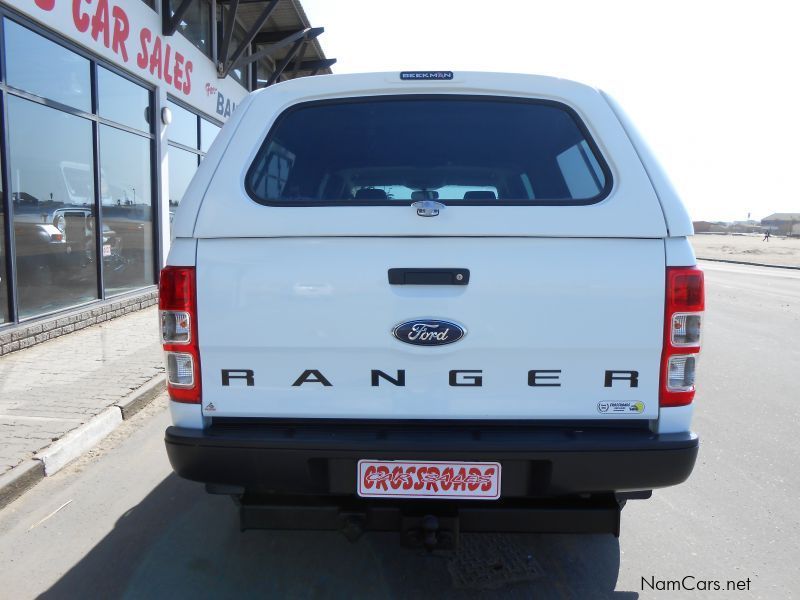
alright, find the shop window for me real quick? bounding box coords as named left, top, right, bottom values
left=99, top=126, right=154, bottom=296
left=200, top=118, right=221, bottom=153
left=0, top=16, right=158, bottom=325
left=168, top=147, right=199, bottom=215
left=98, top=67, right=152, bottom=132
left=166, top=100, right=221, bottom=231
left=0, top=139, right=8, bottom=324
left=167, top=100, right=199, bottom=148
left=3, top=19, right=91, bottom=112
left=7, top=97, right=98, bottom=319
left=169, top=0, right=212, bottom=58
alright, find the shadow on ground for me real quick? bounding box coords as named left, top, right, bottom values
left=42, top=475, right=637, bottom=599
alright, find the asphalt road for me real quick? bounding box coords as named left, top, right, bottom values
left=0, top=260, right=798, bottom=599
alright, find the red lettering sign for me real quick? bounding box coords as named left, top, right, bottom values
left=173, top=51, right=185, bottom=91
left=73, top=0, right=89, bottom=32
left=90, top=0, right=110, bottom=48
left=35, top=0, right=192, bottom=97
left=163, top=43, right=173, bottom=84
left=183, top=60, right=193, bottom=94
left=111, top=6, right=129, bottom=62
left=136, top=27, right=151, bottom=69
left=359, top=461, right=501, bottom=499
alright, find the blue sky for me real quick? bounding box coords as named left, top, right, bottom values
left=301, top=0, right=799, bottom=221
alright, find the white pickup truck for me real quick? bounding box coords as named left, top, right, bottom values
left=161, top=71, right=702, bottom=546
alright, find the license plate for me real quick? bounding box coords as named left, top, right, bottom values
left=103, top=244, right=111, bottom=257
left=357, top=460, right=501, bottom=500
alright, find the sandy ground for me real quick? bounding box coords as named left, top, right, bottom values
left=691, top=233, right=800, bottom=267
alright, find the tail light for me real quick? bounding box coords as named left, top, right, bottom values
left=660, top=266, right=704, bottom=407
left=159, top=266, right=201, bottom=403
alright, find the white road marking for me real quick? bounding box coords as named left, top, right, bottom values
left=27, top=500, right=72, bottom=531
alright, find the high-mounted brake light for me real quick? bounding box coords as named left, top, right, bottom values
left=159, top=266, right=201, bottom=404
left=660, top=266, right=704, bottom=407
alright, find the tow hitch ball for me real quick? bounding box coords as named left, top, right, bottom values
left=402, top=514, right=459, bottom=550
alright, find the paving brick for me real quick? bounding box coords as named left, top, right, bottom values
left=0, top=307, right=163, bottom=479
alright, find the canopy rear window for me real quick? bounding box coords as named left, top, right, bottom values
left=245, top=96, right=611, bottom=206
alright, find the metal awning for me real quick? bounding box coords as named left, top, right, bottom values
left=162, top=0, right=335, bottom=88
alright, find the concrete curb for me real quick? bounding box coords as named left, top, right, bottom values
left=0, top=374, right=166, bottom=509
left=0, top=460, right=45, bottom=511
left=36, top=407, right=123, bottom=476
left=116, top=377, right=166, bottom=420
left=697, top=257, right=800, bottom=271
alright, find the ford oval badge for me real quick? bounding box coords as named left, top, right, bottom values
left=392, top=319, right=465, bottom=346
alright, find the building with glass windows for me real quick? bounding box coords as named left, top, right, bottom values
left=0, top=0, right=333, bottom=354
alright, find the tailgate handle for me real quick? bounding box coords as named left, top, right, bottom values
left=388, top=268, right=470, bottom=285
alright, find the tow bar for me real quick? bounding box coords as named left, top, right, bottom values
left=233, top=493, right=647, bottom=548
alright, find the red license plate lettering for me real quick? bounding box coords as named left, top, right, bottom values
left=357, top=460, right=501, bottom=499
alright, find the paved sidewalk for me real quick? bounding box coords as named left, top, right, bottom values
left=0, top=307, right=163, bottom=478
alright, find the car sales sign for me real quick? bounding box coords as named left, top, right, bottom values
left=12, top=0, right=247, bottom=121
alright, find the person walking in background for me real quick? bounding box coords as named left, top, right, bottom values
left=763, top=230, right=771, bottom=241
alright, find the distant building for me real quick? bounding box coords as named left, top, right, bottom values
left=692, top=221, right=730, bottom=233
left=730, top=220, right=763, bottom=233
left=693, top=220, right=765, bottom=234
left=761, top=213, right=800, bottom=235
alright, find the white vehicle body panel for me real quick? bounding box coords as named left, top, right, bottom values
left=602, top=91, right=694, bottom=237
left=657, top=405, right=694, bottom=434
left=196, top=237, right=664, bottom=420
left=664, top=236, right=697, bottom=267
left=169, top=400, right=206, bottom=429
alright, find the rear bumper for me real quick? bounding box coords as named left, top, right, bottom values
left=165, top=421, right=699, bottom=497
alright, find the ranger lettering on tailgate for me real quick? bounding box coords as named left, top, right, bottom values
left=219, top=368, right=642, bottom=388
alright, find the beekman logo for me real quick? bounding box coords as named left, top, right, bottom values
left=400, top=71, right=454, bottom=80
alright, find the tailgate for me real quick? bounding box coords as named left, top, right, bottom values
left=196, top=237, right=664, bottom=420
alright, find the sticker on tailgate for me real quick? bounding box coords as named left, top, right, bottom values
left=357, top=460, right=501, bottom=500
